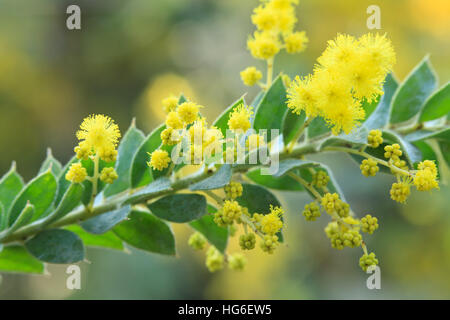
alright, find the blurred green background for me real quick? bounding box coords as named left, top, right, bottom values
left=0, top=0, right=449, bottom=299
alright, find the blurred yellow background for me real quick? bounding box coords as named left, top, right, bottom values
left=0, top=0, right=449, bottom=299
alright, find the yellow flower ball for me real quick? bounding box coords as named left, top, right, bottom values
left=165, top=111, right=183, bottom=129
left=177, top=102, right=202, bottom=124
left=227, top=103, right=253, bottom=132
left=161, top=96, right=178, bottom=113
left=240, top=66, right=263, bottom=86
left=284, top=31, right=308, bottom=54
left=148, top=149, right=171, bottom=171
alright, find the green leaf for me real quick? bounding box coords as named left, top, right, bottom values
left=413, top=141, right=438, bottom=166
left=113, top=210, right=176, bottom=255
left=319, top=127, right=369, bottom=150
left=236, top=183, right=283, bottom=241
left=81, top=205, right=131, bottom=234
left=148, top=194, right=207, bottom=223
left=282, top=110, right=306, bottom=145
left=131, top=124, right=165, bottom=188
left=25, top=229, right=85, bottom=264
left=103, top=120, right=145, bottom=197
left=272, top=159, right=319, bottom=178
left=253, top=75, right=288, bottom=140
left=190, top=207, right=228, bottom=253
left=404, top=127, right=450, bottom=142
left=246, top=168, right=303, bottom=191
left=419, top=82, right=450, bottom=122
left=390, top=56, right=437, bottom=124
left=0, top=162, right=24, bottom=214
left=212, top=96, right=245, bottom=136
left=38, top=148, right=62, bottom=177
left=364, top=73, right=398, bottom=130
left=438, top=141, right=450, bottom=166
left=0, top=245, right=45, bottom=274
left=250, top=90, right=265, bottom=108
left=123, top=177, right=172, bottom=205
left=237, top=183, right=281, bottom=214
left=0, top=202, right=6, bottom=231
left=307, top=117, right=330, bottom=139
left=8, top=170, right=57, bottom=226
left=42, top=183, right=84, bottom=226
left=382, top=130, right=422, bottom=165
left=189, top=165, right=231, bottom=191
left=65, top=225, right=124, bottom=251
left=4, top=203, right=34, bottom=236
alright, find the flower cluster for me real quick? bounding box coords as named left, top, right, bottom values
left=242, top=0, right=308, bottom=87
left=287, top=33, right=396, bottom=135
left=66, top=115, right=120, bottom=205
left=302, top=201, right=321, bottom=221
left=149, top=97, right=224, bottom=170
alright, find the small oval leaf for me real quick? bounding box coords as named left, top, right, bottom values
left=113, top=210, right=176, bottom=255
left=0, top=245, right=45, bottom=274
left=390, top=57, right=437, bottom=124
left=81, top=205, right=131, bottom=234
left=131, top=124, right=165, bottom=188
left=104, top=121, right=145, bottom=197
left=148, top=194, right=207, bottom=223
left=8, top=171, right=57, bottom=227
left=419, top=82, right=450, bottom=122
left=0, top=163, right=24, bottom=214
left=189, top=165, right=231, bottom=191
left=25, top=229, right=85, bottom=264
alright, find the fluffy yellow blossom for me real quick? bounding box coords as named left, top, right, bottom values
left=286, top=75, right=320, bottom=117
left=260, top=205, right=283, bottom=235
left=165, top=111, right=183, bottom=129
left=227, top=103, right=253, bottom=132
left=317, top=34, right=359, bottom=69
left=100, top=167, right=118, bottom=184
left=76, top=114, right=121, bottom=155
left=148, top=149, right=171, bottom=171
left=65, top=163, right=87, bottom=183
left=414, top=165, right=439, bottom=191
left=323, top=98, right=365, bottom=135
left=251, top=5, right=277, bottom=31
left=358, top=33, right=396, bottom=75
left=247, top=31, right=280, bottom=60
left=177, top=102, right=202, bottom=124
left=240, top=66, right=263, bottom=86
left=284, top=31, right=308, bottom=54
left=161, top=96, right=178, bottom=113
